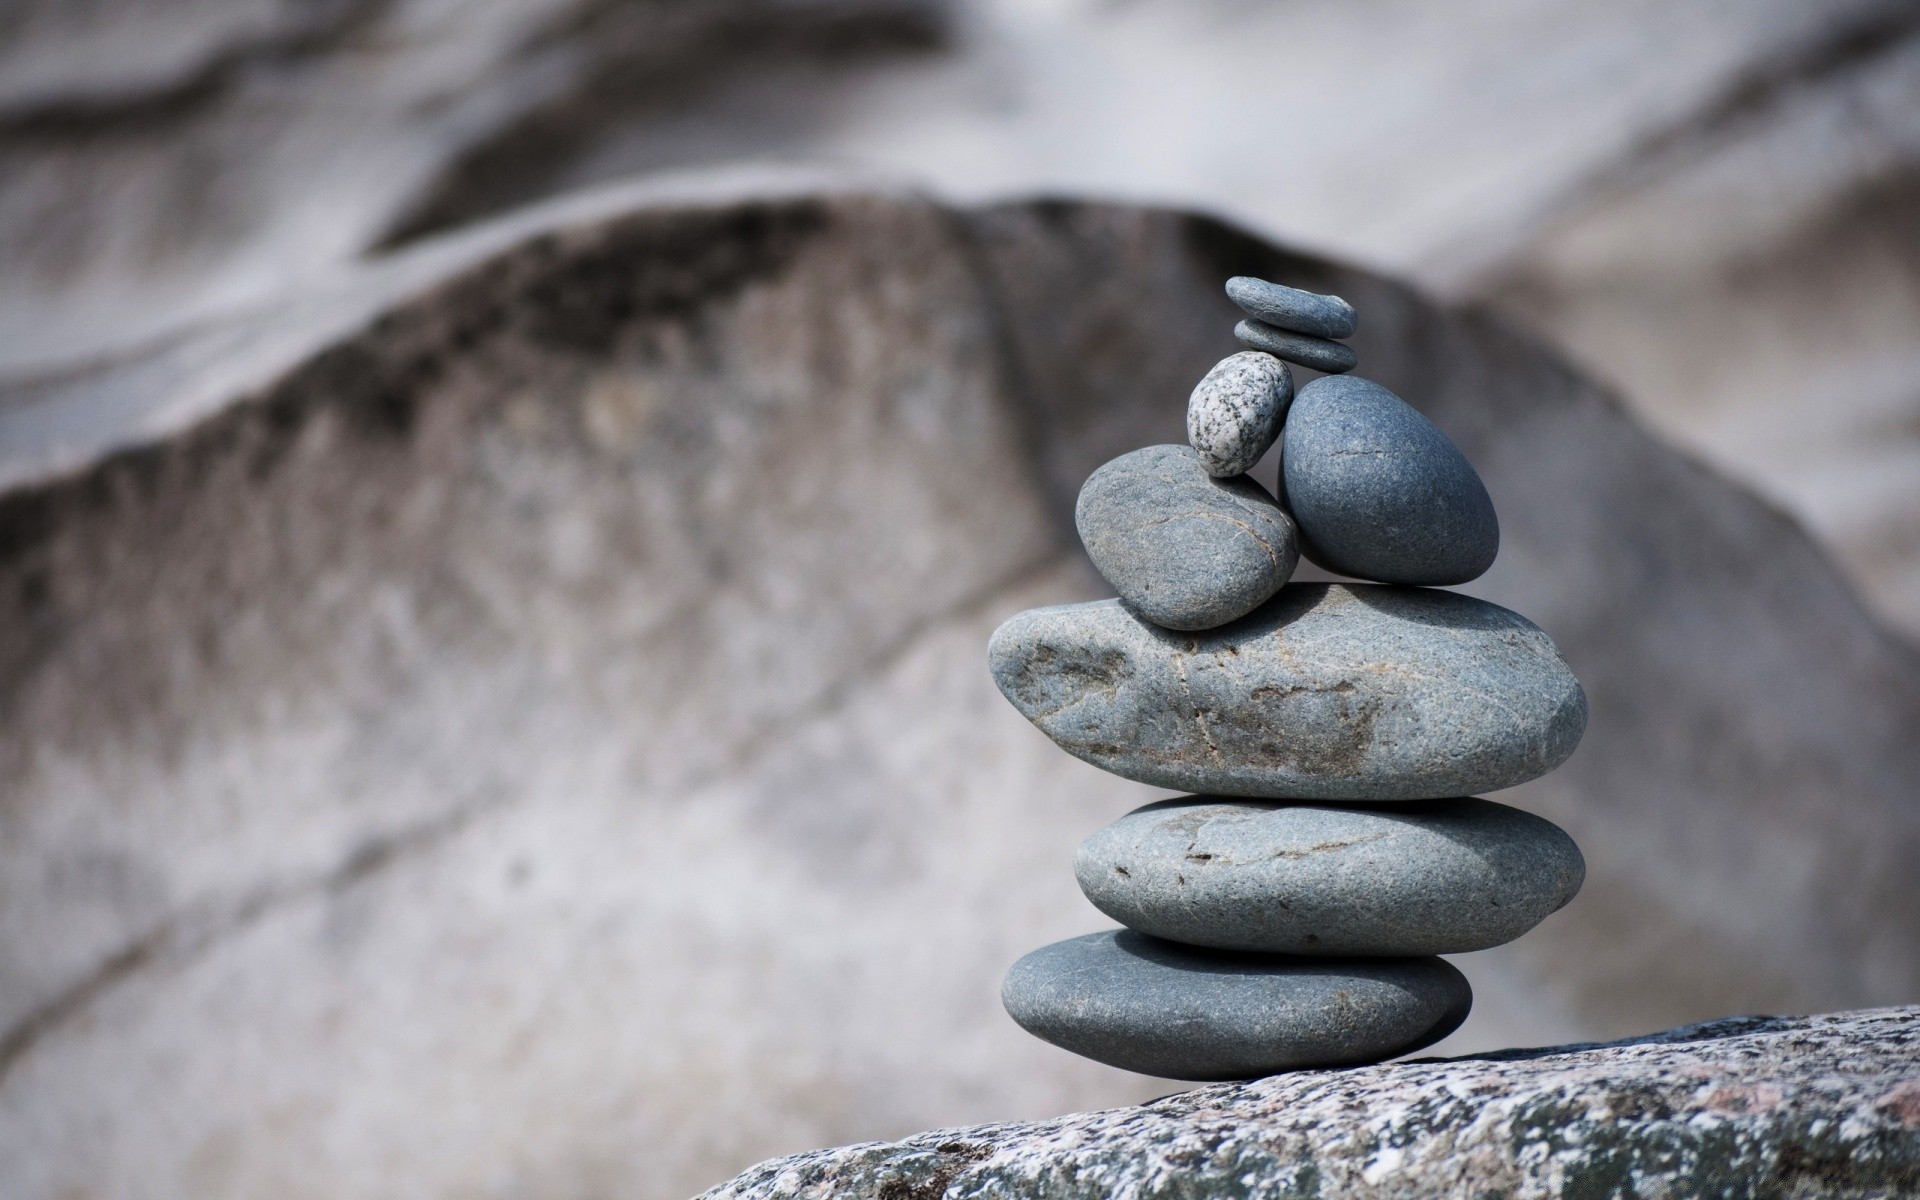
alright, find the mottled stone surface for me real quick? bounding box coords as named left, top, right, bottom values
left=1000, top=930, right=1470, bottom=1080
left=1075, top=444, right=1298, bottom=630
left=1078, top=797, right=1585, bottom=955
left=1226, top=276, right=1358, bottom=338
left=1283, top=374, right=1500, bottom=585
left=700, top=1008, right=1920, bottom=1199
left=988, top=584, right=1587, bottom=800
left=1235, top=318, right=1358, bottom=374
left=1186, top=351, right=1293, bottom=477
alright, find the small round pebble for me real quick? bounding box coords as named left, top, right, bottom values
left=1076, top=444, right=1298, bottom=631
left=1187, top=351, right=1293, bottom=477
left=1077, top=797, right=1585, bottom=955
left=1226, top=277, right=1358, bottom=339
left=1235, top=319, right=1357, bottom=374
left=1002, top=930, right=1471, bottom=1080
left=1282, top=375, right=1498, bottom=585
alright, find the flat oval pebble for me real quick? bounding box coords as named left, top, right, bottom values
left=1282, top=375, right=1498, bottom=585
left=1187, top=351, right=1293, bottom=477
left=1235, top=319, right=1357, bottom=374
left=988, top=583, right=1587, bottom=800
left=1002, top=930, right=1470, bottom=1080
left=1226, top=276, right=1358, bottom=339
left=1077, top=797, right=1585, bottom=955
left=1075, top=444, right=1298, bottom=631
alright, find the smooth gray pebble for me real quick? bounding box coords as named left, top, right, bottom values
left=1282, top=374, right=1498, bottom=585
left=1226, top=276, right=1358, bottom=339
left=1235, top=319, right=1357, bottom=374
left=1076, top=445, right=1298, bottom=631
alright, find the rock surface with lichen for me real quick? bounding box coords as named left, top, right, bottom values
left=700, top=1006, right=1920, bottom=1199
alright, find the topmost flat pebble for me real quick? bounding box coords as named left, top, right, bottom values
left=1226, top=277, right=1357, bottom=340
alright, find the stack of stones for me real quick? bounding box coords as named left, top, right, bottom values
left=990, top=277, right=1589, bottom=1081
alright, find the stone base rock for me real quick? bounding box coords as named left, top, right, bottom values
left=701, top=1006, right=1920, bottom=1199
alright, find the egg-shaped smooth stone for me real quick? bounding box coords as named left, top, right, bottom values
left=1226, top=276, right=1358, bottom=339
left=1235, top=319, right=1357, bottom=375
left=1077, top=797, right=1585, bottom=955
left=1075, top=444, right=1299, bottom=631
left=1282, top=375, right=1499, bottom=585
left=1002, top=930, right=1470, bottom=1080
left=987, top=583, right=1587, bottom=800
left=1187, top=351, right=1293, bottom=477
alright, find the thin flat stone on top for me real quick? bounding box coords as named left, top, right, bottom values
left=1226, top=276, right=1358, bottom=339
left=1076, top=444, right=1297, bottom=631
left=987, top=584, right=1587, bottom=800
left=1187, top=351, right=1293, bottom=477
left=1235, top=319, right=1357, bottom=374
left=1077, top=797, right=1585, bottom=955
left=1283, top=374, right=1498, bottom=585
left=1001, top=930, right=1471, bottom=1080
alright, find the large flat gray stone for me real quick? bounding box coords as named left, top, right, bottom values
left=989, top=584, right=1588, bottom=800
left=1001, top=930, right=1470, bottom=1080
left=1077, top=797, right=1585, bottom=955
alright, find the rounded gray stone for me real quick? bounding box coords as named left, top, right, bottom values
left=1225, top=276, right=1358, bottom=339
left=1077, top=797, right=1585, bottom=955
left=1187, top=352, right=1294, bottom=477
left=1282, top=374, right=1499, bottom=585
left=1001, top=930, right=1471, bottom=1080
left=987, top=583, right=1588, bottom=800
left=1075, top=444, right=1298, bottom=631
left=1235, top=319, right=1357, bottom=374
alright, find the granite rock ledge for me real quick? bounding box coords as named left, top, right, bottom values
left=699, top=1006, right=1920, bottom=1199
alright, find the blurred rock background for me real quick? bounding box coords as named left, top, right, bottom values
left=0, top=2, right=1916, bottom=1198
left=6, top=0, right=1917, bottom=632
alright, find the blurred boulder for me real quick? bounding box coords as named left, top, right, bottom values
left=0, top=0, right=946, bottom=374
left=703, top=1007, right=1920, bottom=1199
left=0, top=179, right=1917, bottom=1198
left=1472, top=4, right=1920, bottom=636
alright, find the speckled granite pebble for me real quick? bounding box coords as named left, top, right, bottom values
left=987, top=583, right=1587, bottom=800
left=1001, top=930, right=1470, bottom=1080
left=1282, top=374, right=1499, bottom=585
left=1077, top=797, right=1585, bottom=954
left=1186, top=352, right=1293, bottom=477
left=1234, top=319, right=1357, bottom=374
left=1226, top=277, right=1358, bottom=339
left=1075, top=444, right=1298, bottom=630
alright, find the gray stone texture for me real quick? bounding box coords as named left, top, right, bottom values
left=1284, top=373, right=1501, bottom=585
left=1074, top=444, right=1298, bottom=630
left=989, top=584, right=1588, bottom=800
left=1077, top=797, right=1585, bottom=955
left=3, top=189, right=1920, bottom=1199
left=1235, top=318, right=1359, bottom=374
left=1185, top=350, right=1293, bottom=477
left=1001, top=930, right=1471, bottom=1080
left=1226, top=275, right=1359, bottom=338
left=702, top=1007, right=1920, bottom=1199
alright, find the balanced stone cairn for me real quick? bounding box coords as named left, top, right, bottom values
left=990, top=277, right=1589, bottom=1081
